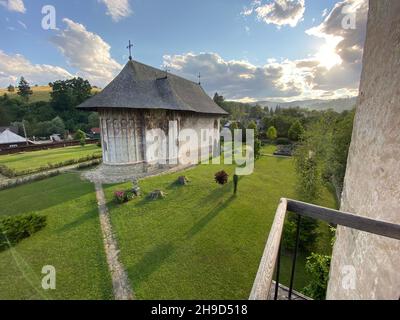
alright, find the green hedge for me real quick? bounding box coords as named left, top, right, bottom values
left=0, top=213, right=47, bottom=251
left=0, top=153, right=102, bottom=178
left=0, top=159, right=102, bottom=191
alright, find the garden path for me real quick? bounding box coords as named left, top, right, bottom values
left=94, top=182, right=134, bottom=300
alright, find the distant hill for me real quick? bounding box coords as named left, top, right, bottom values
left=0, top=86, right=52, bottom=103
left=254, top=97, right=357, bottom=112
left=0, top=86, right=101, bottom=103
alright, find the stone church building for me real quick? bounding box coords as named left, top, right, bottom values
left=77, top=60, right=227, bottom=182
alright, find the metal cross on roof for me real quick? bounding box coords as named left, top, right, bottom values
left=198, top=72, right=201, bottom=85
left=127, top=40, right=133, bottom=61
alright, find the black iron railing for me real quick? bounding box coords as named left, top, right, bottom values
left=249, top=198, right=400, bottom=300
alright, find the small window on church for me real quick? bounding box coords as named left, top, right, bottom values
left=214, top=120, right=218, bottom=129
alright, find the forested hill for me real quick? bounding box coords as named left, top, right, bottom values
left=254, top=97, right=357, bottom=113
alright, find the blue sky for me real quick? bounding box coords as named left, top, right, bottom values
left=0, top=0, right=368, bottom=102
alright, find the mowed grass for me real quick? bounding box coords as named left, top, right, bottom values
left=104, top=149, right=337, bottom=299
left=0, top=144, right=102, bottom=174
left=0, top=173, right=113, bottom=299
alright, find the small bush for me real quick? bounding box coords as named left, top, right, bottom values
left=0, top=213, right=47, bottom=251
left=0, top=165, right=16, bottom=178
left=276, top=137, right=292, bottom=145
left=74, top=129, right=86, bottom=141
left=215, top=170, right=229, bottom=185
left=114, top=190, right=133, bottom=204
left=302, top=253, right=331, bottom=300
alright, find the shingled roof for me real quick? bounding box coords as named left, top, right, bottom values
left=76, top=60, right=228, bottom=115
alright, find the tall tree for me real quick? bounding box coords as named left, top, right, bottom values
left=49, top=78, right=92, bottom=130
left=213, top=92, right=224, bottom=107
left=266, top=126, right=278, bottom=141
left=288, top=120, right=305, bottom=141
left=17, top=77, right=33, bottom=101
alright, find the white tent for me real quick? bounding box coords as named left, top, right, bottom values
left=0, top=128, right=27, bottom=144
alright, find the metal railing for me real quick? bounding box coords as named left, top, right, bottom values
left=249, top=198, right=400, bottom=300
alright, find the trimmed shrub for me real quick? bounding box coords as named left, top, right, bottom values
left=0, top=213, right=47, bottom=251
left=215, top=170, right=229, bottom=185
left=267, top=126, right=278, bottom=141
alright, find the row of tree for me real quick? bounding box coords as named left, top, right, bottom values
left=0, top=77, right=99, bottom=138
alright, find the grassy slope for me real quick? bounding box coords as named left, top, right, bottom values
left=0, top=144, right=102, bottom=174
left=104, top=148, right=336, bottom=299
left=0, top=173, right=112, bottom=299
left=0, top=86, right=101, bottom=103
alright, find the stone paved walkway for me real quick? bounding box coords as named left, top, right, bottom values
left=94, top=182, right=134, bottom=300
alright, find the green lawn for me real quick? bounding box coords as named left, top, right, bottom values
left=262, top=144, right=277, bottom=154
left=0, top=144, right=102, bottom=175
left=104, top=149, right=337, bottom=299
left=0, top=173, right=113, bottom=299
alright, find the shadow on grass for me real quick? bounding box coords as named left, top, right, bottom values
left=128, top=242, right=175, bottom=287
left=187, top=194, right=236, bottom=239
left=0, top=173, right=94, bottom=217
left=56, top=208, right=98, bottom=233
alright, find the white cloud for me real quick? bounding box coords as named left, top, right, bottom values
left=163, top=21, right=366, bottom=103
left=306, top=0, right=368, bottom=90
left=243, top=0, right=305, bottom=28
left=0, top=0, right=25, bottom=13
left=99, top=0, right=132, bottom=22
left=241, top=0, right=262, bottom=16
left=164, top=52, right=304, bottom=100
left=51, top=18, right=122, bottom=86
left=213, top=0, right=368, bottom=101
left=0, top=50, right=73, bottom=87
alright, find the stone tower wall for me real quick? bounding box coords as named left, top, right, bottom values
left=327, top=0, right=400, bottom=300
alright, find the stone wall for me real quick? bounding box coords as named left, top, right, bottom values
left=327, top=0, right=400, bottom=300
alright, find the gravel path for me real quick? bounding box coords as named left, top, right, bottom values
left=94, top=182, right=134, bottom=300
